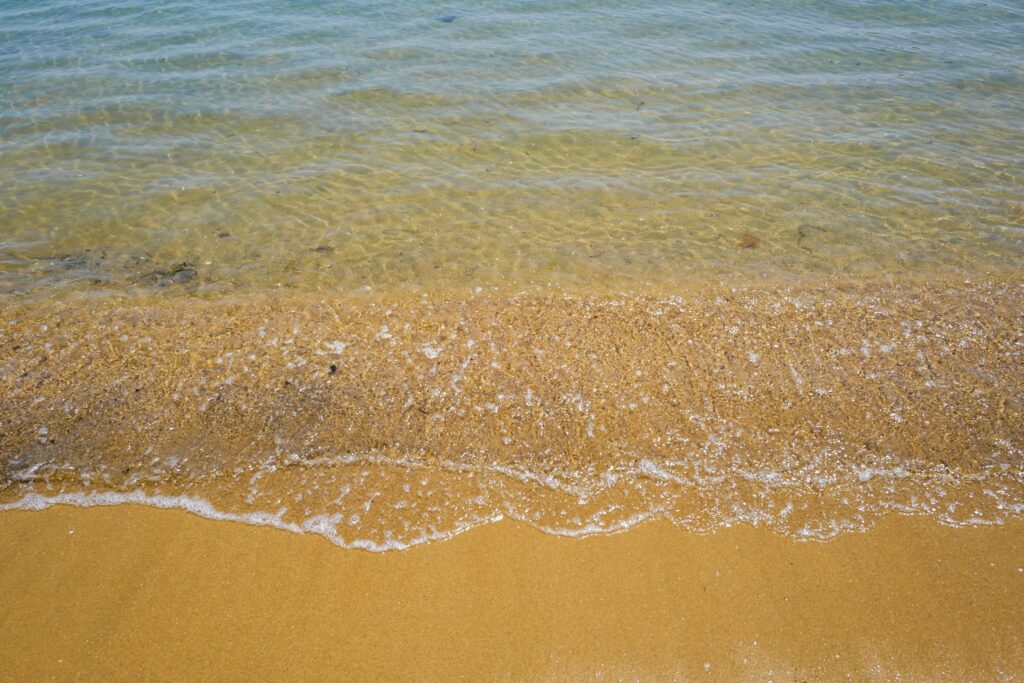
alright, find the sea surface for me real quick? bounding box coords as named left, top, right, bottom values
left=2, top=0, right=1023, bottom=294
left=1, top=0, right=1022, bottom=549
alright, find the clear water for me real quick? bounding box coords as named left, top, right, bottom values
left=2, top=0, right=1023, bottom=295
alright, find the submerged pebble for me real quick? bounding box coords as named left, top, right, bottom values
left=739, top=233, right=762, bottom=249
left=159, top=264, right=199, bottom=286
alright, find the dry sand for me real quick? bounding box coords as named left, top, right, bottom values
left=1, top=507, right=1022, bottom=681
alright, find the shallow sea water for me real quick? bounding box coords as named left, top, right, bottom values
left=1, top=0, right=1022, bottom=549
left=2, top=0, right=1023, bottom=294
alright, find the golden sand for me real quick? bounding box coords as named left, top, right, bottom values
left=0, top=507, right=1022, bottom=681
left=2, top=277, right=1022, bottom=547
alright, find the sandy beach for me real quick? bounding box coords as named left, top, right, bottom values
left=3, top=1, right=1023, bottom=679
left=1, top=507, right=1022, bottom=681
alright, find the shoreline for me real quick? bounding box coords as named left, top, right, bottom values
left=1, top=506, right=1022, bottom=681
left=3, top=276, right=1022, bottom=548
left=2, top=265, right=1022, bottom=303
left=3, top=276, right=1023, bottom=548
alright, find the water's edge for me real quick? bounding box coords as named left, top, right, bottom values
left=2, top=277, right=1022, bottom=551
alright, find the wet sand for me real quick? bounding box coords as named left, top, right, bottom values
left=3, top=277, right=1022, bottom=547
left=0, top=506, right=1022, bottom=681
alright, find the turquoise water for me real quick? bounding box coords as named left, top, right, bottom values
left=1, top=0, right=1023, bottom=293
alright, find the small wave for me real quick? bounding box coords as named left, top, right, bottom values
left=1, top=281, right=1022, bottom=550
left=0, top=491, right=504, bottom=552
left=3, top=455, right=1023, bottom=550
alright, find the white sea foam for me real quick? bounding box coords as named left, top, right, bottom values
left=0, top=491, right=499, bottom=552
left=3, top=447, right=1022, bottom=551
left=3, top=459, right=1022, bottom=552
left=323, top=341, right=347, bottom=354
